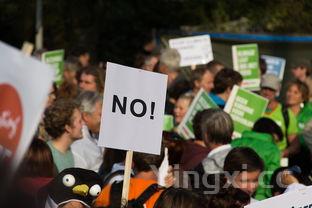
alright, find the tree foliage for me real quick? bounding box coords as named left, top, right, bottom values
left=0, top=0, right=311, bottom=65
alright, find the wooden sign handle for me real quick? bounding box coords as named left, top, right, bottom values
left=121, top=150, right=133, bottom=207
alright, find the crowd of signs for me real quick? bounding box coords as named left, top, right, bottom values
left=1, top=33, right=305, bottom=207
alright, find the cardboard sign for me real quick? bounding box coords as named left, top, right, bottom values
left=42, top=49, right=65, bottom=85
left=245, top=186, right=312, bottom=208
left=98, top=62, right=167, bottom=155
left=177, top=88, right=218, bottom=139
left=224, top=85, right=268, bottom=138
left=21, top=41, right=34, bottom=56
left=0, top=41, right=54, bottom=170
left=232, top=44, right=260, bottom=91
left=261, top=55, right=286, bottom=80
left=169, top=35, right=213, bottom=67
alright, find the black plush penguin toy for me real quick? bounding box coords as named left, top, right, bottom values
left=44, top=168, right=103, bottom=208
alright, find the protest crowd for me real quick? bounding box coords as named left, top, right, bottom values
left=2, top=38, right=312, bottom=208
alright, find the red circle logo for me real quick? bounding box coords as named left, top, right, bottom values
left=0, top=83, right=23, bottom=159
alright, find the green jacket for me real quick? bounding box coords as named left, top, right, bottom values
left=232, top=131, right=281, bottom=200
left=297, top=102, right=312, bottom=132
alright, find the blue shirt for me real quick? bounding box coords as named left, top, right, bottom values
left=209, top=93, right=226, bottom=108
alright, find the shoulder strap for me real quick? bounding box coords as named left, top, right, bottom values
left=107, top=181, right=123, bottom=208
left=108, top=182, right=160, bottom=208
left=103, top=170, right=125, bottom=186
left=282, top=105, right=289, bottom=142
left=131, top=183, right=159, bottom=206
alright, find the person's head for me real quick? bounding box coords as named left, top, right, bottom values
left=100, top=148, right=127, bottom=178
left=143, top=55, right=159, bottom=72
left=132, top=146, right=164, bottom=173
left=192, top=109, right=210, bottom=141
left=224, top=147, right=264, bottom=196
left=260, top=74, right=280, bottom=102
left=206, top=60, right=225, bottom=76
left=200, top=108, right=233, bottom=149
left=173, top=93, right=194, bottom=125
left=162, top=137, right=185, bottom=165
left=291, top=60, right=311, bottom=81
left=63, top=56, right=80, bottom=85
left=286, top=79, right=309, bottom=107
left=191, top=66, right=214, bottom=93
left=212, top=68, right=242, bottom=101
left=77, top=91, right=102, bottom=134
left=79, top=66, right=105, bottom=93
left=135, top=54, right=159, bottom=72
left=32, top=48, right=47, bottom=60
left=18, top=138, right=56, bottom=177
left=46, top=83, right=57, bottom=108
left=259, top=58, right=267, bottom=75
left=158, top=48, right=181, bottom=85
left=252, top=117, right=283, bottom=143
left=155, top=187, right=209, bottom=208
left=44, top=99, right=83, bottom=141
left=73, top=46, right=90, bottom=67
left=207, top=185, right=250, bottom=208
left=57, top=81, right=80, bottom=100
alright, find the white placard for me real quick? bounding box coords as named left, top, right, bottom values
left=261, top=55, right=286, bottom=80
left=98, top=62, right=167, bottom=155
left=169, top=35, right=213, bottom=67
left=245, top=186, right=312, bottom=208
left=0, top=41, right=54, bottom=170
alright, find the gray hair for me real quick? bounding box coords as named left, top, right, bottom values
left=200, top=108, right=233, bottom=146
left=76, top=91, right=102, bottom=114
left=159, top=48, right=181, bottom=72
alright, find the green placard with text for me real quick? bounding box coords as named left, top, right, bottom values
left=232, top=44, right=260, bottom=91
left=177, top=88, right=218, bottom=139
left=224, top=85, right=268, bottom=138
left=42, top=49, right=65, bottom=85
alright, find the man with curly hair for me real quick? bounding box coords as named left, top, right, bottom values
left=44, top=99, right=83, bottom=173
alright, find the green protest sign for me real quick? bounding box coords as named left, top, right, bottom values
left=224, top=85, right=268, bottom=138
left=42, top=49, right=65, bottom=85
left=177, top=88, right=218, bottom=139
left=163, top=115, right=174, bottom=132
left=232, top=44, right=260, bottom=91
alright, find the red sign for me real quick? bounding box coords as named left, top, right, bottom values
left=0, top=83, right=23, bottom=160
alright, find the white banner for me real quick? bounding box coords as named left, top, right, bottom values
left=169, top=35, right=213, bottom=67
left=261, top=55, right=286, bottom=80
left=245, top=186, right=312, bottom=208
left=0, top=41, right=54, bottom=170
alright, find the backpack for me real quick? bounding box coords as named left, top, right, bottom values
left=106, top=181, right=160, bottom=208
left=102, top=170, right=126, bottom=187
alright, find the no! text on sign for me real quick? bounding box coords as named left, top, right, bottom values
left=98, top=62, right=168, bottom=155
